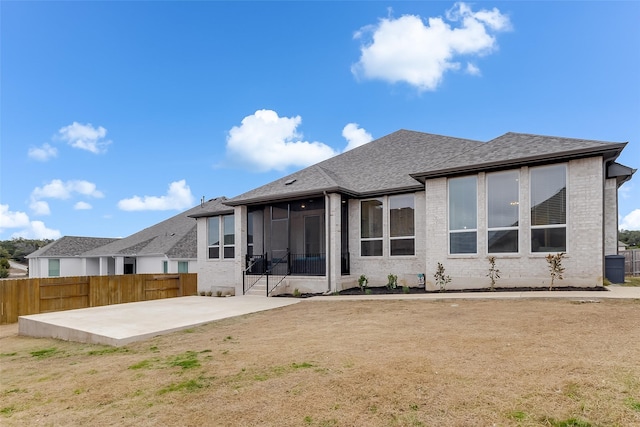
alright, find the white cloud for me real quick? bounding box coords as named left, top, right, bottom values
left=620, top=209, right=640, bottom=231
left=57, top=122, right=111, bottom=154
left=28, top=143, right=58, bottom=161
left=352, top=2, right=511, bottom=91
left=466, top=62, right=481, bottom=76
left=0, top=204, right=30, bottom=229
left=29, top=200, right=51, bottom=216
left=0, top=204, right=61, bottom=239
left=342, top=123, right=374, bottom=152
left=31, top=179, right=105, bottom=201
left=117, top=180, right=195, bottom=211
left=225, top=110, right=338, bottom=172
left=14, top=221, right=62, bottom=240
left=74, top=201, right=92, bottom=210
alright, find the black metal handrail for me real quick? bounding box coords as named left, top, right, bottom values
left=243, top=253, right=268, bottom=295
left=266, top=252, right=290, bottom=296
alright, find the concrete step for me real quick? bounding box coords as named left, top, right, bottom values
left=244, top=280, right=267, bottom=296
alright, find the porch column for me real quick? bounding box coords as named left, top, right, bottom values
left=327, top=192, right=342, bottom=293
left=234, top=205, right=248, bottom=296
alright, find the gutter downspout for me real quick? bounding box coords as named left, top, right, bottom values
left=324, top=191, right=331, bottom=293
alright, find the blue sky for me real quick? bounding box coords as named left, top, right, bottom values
left=1, top=1, right=639, bottom=240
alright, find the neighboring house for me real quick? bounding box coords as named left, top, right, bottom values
left=192, top=129, right=635, bottom=295
left=27, top=237, right=120, bottom=278
left=27, top=204, right=203, bottom=278
left=618, top=241, right=627, bottom=252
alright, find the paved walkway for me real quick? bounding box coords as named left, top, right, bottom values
left=15, top=285, right=639, bottom=347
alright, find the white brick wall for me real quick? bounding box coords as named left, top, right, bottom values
left=423, top=158, right=605, bottom=289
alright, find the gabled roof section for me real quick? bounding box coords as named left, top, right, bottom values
left=82, top=201, right=219, bottom=259
left=187, top=197, right=234, bottom=218
left=225, top=130, right=483, bottom=205
left=411, top=132, right=628, bottom=180
left=607, top=162, right=636, bottom=187
left=27, top=236, right=120, bottom=258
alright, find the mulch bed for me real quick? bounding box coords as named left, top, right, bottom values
left=275, top=285, right=608, bottom=298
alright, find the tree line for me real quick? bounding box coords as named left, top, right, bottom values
left=0, top=238, right=54, bottom=278
left=619, top=229, right=640, bottom=248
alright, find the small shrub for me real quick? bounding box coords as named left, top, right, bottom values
left=358, top=274, right=368, bottom=292
left=433, top=262, right=451, bottom=292
left=205, top=291, right=213, bottom=297
left=486, top=256, right=501, bottom=291
left=386, top=273, right=398, bottom=290
left=293, top=288, right=301, bottom=297
left=365, top=288, right=372, bottom=295
left=199, top=291, right=206, bottom=296
left=546, top=252, right=566, bottom=290
left=402, top=286, right=410, bottom=294
left=0, top=267, right=8, bottom=279
left=216, top=290, right=223, bottom=297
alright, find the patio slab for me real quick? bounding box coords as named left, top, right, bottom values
left=18, top=296, right=301, bottom=347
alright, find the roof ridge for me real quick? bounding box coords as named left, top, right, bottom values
left=493, top=132, right=626, bottom=145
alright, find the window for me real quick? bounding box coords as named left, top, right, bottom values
left=389, top=194, right=415, bottom=256
left=208, top=215, right=235, bottom=259
left=361, top=199, right=383, bottom=256
left=223, top=214, right=235, bottom=259
left=48, top=259, right=60, bottom=277
left=531, top=164, right=566, bottom=252
left=449, top=176, right=477, bottom=254
left=207, top=217, right=220, bottom=259
left=162, top=260, right=168, bottom=273
left=178, top=261, right=188, bottom=273
left=487, top=171, right=519, bottom=253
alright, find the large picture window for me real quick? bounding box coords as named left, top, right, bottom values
left=361, top=199, right=383, bottom=256
left=487, top=171, right=519, bottom=253
left=449, top=176, right=477, bottom=254
left=531, top=164, right=566, bottom=252
left=389, top=194, right=415, bottom=256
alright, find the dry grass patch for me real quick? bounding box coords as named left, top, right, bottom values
left=1, top=299, right=640, bottom=426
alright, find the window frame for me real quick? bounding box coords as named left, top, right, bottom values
left=178, top=261, right=189, bottom=273
left=448, top=175, right=478, bottom=255
left=486, top=170, right=520, bottom=254
left=530, top=164, right=568, bottom=254
left=48, top=258, right=60, bottom=277
left=388, top=194, right=416, bottom=257
left=207, top=215, right=235, bottom=260
left=360, top=198, right=383, bottom=257
left=223, top=214, right=235, bottom=259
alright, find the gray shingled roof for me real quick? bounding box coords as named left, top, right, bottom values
left=225, top=130, right=483, bottom=205
left=27, top=236, right=120, bottom=258
left=187, top=197, right=234, bottom=218
left=81, top=201, right=226, bottom=259
left=411, top=132, right=627, bottom=180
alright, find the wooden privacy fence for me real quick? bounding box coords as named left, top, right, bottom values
left=0, top=273, right=197, bottom=325
left=621, top=249, right=640, bottom=276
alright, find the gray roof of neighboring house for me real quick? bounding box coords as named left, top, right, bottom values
left=81, top=201, right=226, bottom=259
left=225, top=130, right=483, bottom=205
left=27, top=236, right=120, bottom=258
left=224, top=130, right=630, bottom=206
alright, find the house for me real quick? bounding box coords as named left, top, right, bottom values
left=27, top=203, right=202, bottom=277
left=27, top=236, right=120, bottom=278
left=192, top=129, right=635, bottom=296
